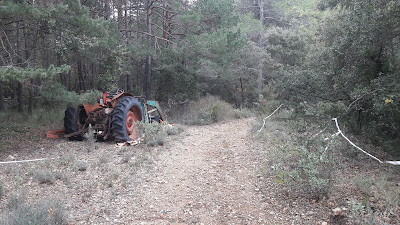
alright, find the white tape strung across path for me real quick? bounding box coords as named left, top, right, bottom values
left=333, top=118, right=399, bottom=166
left=0, top=158, right=56, bottom=165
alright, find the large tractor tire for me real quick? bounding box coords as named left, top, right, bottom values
left=64, top=106, right=84, bottom=141
left=111, top=96, right=144, bottom=142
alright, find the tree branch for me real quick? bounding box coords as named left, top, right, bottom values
left=122, top=29, right=175, bottom=44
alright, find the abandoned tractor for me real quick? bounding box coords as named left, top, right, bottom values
left=64, top=89, right=166, bottom=142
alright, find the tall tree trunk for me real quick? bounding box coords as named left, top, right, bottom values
left=105, top=0, right=111, bottom=20
left=16, top=16, right=23, bottom=112
left=240, top=77, right=244, bottom=109
left=144, top=56, right=152, bottom=98
left=126, top=74, right=131, bottom=93
left=143, top=0, right=153, bottom=98
left=117, top=0, right=123, bottom=31
left=77, top=59, right=86, bottom=91
left=28, top=79, right=34, bottom=113
left=26, top=22, right=34, bottom=113
left=124, top=0, right=128, bottom=34
left=257, top=0, right=264, bottom=99
left=163, top=5, right=171, bottom=41
left=10, top=81, right=16, bottom=100
left=17, top=82, right=23, bottom=112
left=0, top=81, right=4, bottom=111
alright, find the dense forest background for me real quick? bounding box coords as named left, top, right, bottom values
left=0, top=0, right=399, bottom=154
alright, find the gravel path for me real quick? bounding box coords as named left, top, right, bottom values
left=0, top=119, right=287, bottom=224
left=126, top=118, right=273, bottom=224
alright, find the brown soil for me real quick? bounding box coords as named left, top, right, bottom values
left=1, top=118, right=397, bottom=224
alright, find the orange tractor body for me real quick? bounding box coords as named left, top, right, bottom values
left=62, top=89, right=166, bottom=142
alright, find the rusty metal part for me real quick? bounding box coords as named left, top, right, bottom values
left=83, top=103, right=102, bottom=115
left=58, top=89, right=168, bottom=143
left=64, top=127, right=88, bottom=138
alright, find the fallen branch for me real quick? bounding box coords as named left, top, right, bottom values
left=258, top=104, right=283, bottom=132
left=333, top=118, right=399, bottom=165
left=0, top=157, right=55, bottom=165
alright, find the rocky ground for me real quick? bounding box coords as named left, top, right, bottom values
left=0, top=118, right=398, bottom=224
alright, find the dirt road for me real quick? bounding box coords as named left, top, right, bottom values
left=1, top=118, right=312, bottom=224
left=126, top=118, right=273, bottom=224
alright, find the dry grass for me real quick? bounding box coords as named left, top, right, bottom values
left=180, top=95, right=236, bottom=125
left=253, top=115, right=400, bottom=224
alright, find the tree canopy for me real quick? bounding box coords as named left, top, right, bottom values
left=0, top=0, right=399, bottom=154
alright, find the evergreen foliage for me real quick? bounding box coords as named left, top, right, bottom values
left=0, top=0, right=398, bottom=154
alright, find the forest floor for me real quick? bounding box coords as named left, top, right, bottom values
left=0, top=118, right=398, bottom=224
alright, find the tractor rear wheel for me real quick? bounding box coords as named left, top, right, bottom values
left=111, top=96, right=144, bottom=142
left=64, top=106, right=84, bottom=141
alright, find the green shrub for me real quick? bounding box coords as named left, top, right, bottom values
left=7, top=193, right=25, bottom=210
left=0, top=183, right=4, bottom=199
left=34, top=170, right=55, bottom=184
left=39, top=81, right=80, bottom=108
left=165, top=124, right=185, bottom=135
left=79, top=90, right=102, bottom=105
left=182, top=95, right=235, bottom=125
left=2, top=197, right=66, bottom=225
left=121, top=154, right=132, bottom=163
left=273, top=143, right=333, bottom=199
left=76, top=161, right=88, bottom=171
left=142, top=122, right=167, bottom=146
left=353, top=173, right=400, bottom=215
left=233, top=108, right=254, bottom=119
left=129, top=155, right=151, bottom=170
left=98, top=154, right=110, bottom=165
left=257, top=117, right=336, bottom=200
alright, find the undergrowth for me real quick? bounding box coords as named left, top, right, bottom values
left=254, top=107, right=400, bottom=223
left=0, top=193, right=67, bottom=225
left=0, top=182, right=4, bottom=199
left=180, top=95, right=236, bottom=125
left=141, top=122, right=167, bottom=146
left=255, top=117, right=336, bottom=200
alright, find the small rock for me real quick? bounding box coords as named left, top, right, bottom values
left=321, top=222, right=328, bottom=225
left=6, top=155, right=15, bottom=161
left=269, top=211, right=275, bottom=215
left=382, top=217, right=391, bottom=223
left=332, top=207, right=342, bottom=216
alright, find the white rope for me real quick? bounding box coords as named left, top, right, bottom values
left=258, top=104, right=283, bottom=132
left=0, top=158, right=56, bottom=165
left=312, top=127, right=327, bottom=138
left=333, top=118, right=399, bottom=165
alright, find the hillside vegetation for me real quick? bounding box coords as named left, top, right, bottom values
left=0, top=0, right=399, bottom=224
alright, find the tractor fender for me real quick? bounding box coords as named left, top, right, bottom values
left=111, top=93, right=133, bottom=108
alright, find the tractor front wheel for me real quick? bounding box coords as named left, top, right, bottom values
left=64, top=106, right=84, bottom=141
left=111, top=96, right=144, bottom=142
